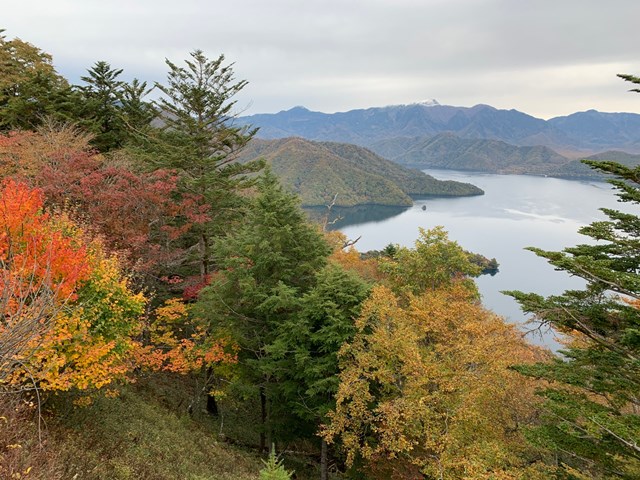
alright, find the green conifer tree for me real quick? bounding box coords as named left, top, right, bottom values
left=78, top=61, right=127, bottom=151
left=198, top=170, right=331, bottom=451
left=259, top=446, right=293, bottom=480
left=118, top=78, right=156, bottom=135
left=506, top=75, right=640, bottom=478
left=145, top=50, right=263, bottom=278
left=269, top=264, right=370, bottom=480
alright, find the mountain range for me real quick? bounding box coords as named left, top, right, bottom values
left=238, top=101, right=640, bottom=176
left=240, top=102, right=640, bottom=153
left=235, top=137, right=483, bottom=206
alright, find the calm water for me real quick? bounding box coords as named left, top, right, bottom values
left=336, top=170, right=629, bottom=350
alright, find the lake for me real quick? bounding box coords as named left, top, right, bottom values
left=333, top=170, right=630, bottom=350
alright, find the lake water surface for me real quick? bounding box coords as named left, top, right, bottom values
left=335, top=170, right=629, bottom=350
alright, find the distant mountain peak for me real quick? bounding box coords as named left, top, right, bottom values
left=418, top=98, right=440, bottom=107
left=240, top=101, right=640, bottom=154
left=380, top=99, right=441, bottom=109
left=287, top=105, right=310, bottom=112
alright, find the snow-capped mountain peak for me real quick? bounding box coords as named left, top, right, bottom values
left=418, top=98, right=440, bottom=107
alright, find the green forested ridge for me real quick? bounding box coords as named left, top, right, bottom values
left=236, top=137, right=483, bottom=206
left=370, top=132, right=570, bottom=174
left=370, top=132, right=640, bottom=177
left=553, top=150, right=640, bottom=178
left=319, top=140, right=484, bottom=196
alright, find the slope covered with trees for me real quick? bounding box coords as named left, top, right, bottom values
left=240, top=101, right=640, bottom=177
left=369, top=133, right=640, bottom=177
left=236, top=137, right=482, bottom=206
left=370, top=132, right=570, bottom=174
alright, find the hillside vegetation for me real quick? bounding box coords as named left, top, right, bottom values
left=369, top=133, right=640, bottom=177
left=236, top=137, right=483, bottom=206
left=241, top=103, right=640, bottom=177
left=551, top=149, right=640, bottom=177
left=370, top=132, right=568, bottom=174
left=2, top=31, right=639, bottom=480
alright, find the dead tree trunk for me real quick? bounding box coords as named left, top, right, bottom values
left=205, top=367, right=219, bottom=417
left=320, top=437, right=328, bottom=480
left=260, top=385, right=267, bottom=453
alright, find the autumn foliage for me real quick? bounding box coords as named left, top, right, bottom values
left=0, top=179, right=145, bottom=392
left=134, top=297, right=237, bottom=375
left=0, top=179, right=90, bottom=384
left=323, top=283, right=550, bottom=479
left=0, top=125, right=183, bottom=272
left=5, top=32, right=621, bottom=479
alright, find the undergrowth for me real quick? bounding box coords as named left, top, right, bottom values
left=1, top=373, right=331, bottom=479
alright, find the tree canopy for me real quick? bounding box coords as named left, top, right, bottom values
left=505, top=74, right=640, bottom=479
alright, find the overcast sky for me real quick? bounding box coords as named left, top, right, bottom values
left=4, top=0, right=640, bottom=118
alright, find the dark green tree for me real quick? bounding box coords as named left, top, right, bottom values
left=269, top=264, right=370, bottom=479
left=145, top=50, right=263, bottom=279
left=198, top=170, right=331, bottom=451
left=119, top=78, right=156, bottom=133
left=506, top=75, right=640, bottom=479
left=77, top=61, right=126, bottom=151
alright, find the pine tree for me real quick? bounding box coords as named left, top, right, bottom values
left=119, top=78, right=156, bottom=134
left=147, top=50, right=264, bottom=279
left=198, top=170, right=331, bottom=450
left=506, top=77, right=640, bottom=477
left=276, top=265, right=370, bottom=419
left=259, top=446, right=293, bottom=480
left=77, top=61, right=127, bottom=151
left=269, top=264, right=370, bottom=480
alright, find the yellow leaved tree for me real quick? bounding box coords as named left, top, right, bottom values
left=324, top=284, right=550, bottom=479
left=323, top=228, right=552, bottom=479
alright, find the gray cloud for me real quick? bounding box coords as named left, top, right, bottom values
left=4, top=0, right=640, bottom=118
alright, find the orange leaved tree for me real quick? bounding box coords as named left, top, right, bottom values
left=0, top=179, right=145, bottom=393
left=0, top=124, right=183, bottom=274
left=0, top=179, right=90, bottom=385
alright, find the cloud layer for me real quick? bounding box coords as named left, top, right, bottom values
left=5, top=0, right=640, bottom=118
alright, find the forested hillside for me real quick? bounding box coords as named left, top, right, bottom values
left=370, top=132, right=569, bottom=174
left=1, top=30, right=639, bottom=480
left=369, top=133, right=640, bottom=176
left=236, top=137, right=483, bottom=206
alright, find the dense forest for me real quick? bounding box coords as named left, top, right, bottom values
left=234, top=138, right=483, bottom=207
left=1, top=30, right=639, bottom=480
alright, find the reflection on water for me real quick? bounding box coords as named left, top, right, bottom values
left=304, top=204, right=409, bottom=230
left=330, top=169, right=628, bottom=351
